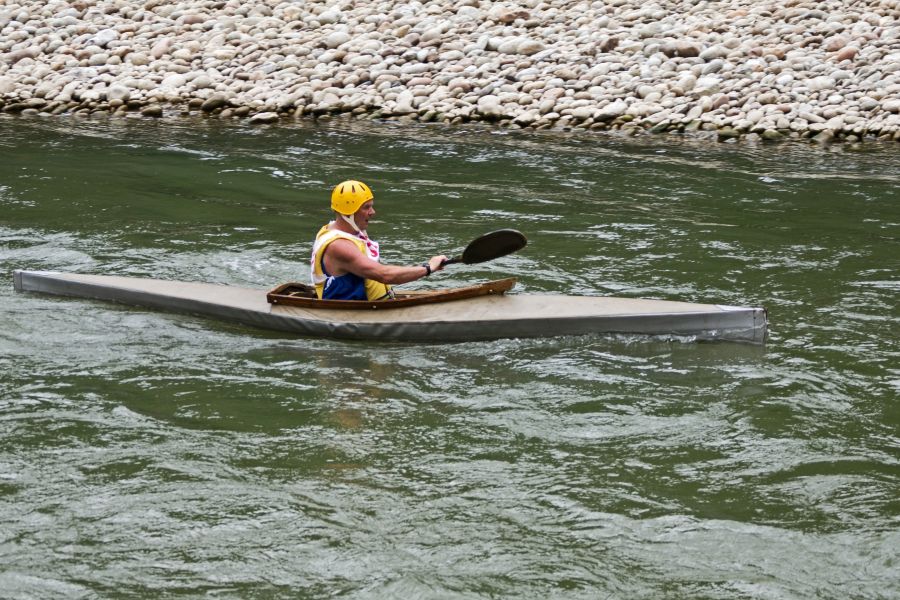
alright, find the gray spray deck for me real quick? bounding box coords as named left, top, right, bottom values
left=13, top=270, right=767, bottom=343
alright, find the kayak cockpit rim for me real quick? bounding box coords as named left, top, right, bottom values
left=266, top=277, right=517, bottom=310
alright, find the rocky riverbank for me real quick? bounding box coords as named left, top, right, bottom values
left=2, top=0, right=899, bottom=143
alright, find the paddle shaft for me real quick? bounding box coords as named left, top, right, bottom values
left=438, top=229, right=527, bottom=267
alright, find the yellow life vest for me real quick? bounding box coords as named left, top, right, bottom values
left=310, top=225, right=392, bottom=300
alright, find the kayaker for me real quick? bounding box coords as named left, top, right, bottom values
left=310, top=180, right=447, bottom=300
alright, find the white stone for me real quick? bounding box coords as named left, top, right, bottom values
left=694, top=76, right=721, bottom=95
left=513, top=109, right=539, bottom=125
left=775, top=74, right=794, bottom=87
left=636, top=85, right=657, bottom=99
left=826, top=116, right=845, bottom=129
left=685, top=104, right=704, bottom=120
left=627, top=102, right=657, bottom=117
left=35, top=80, right=58, bottom=98
left=107, top=84, right=130, bottom=102
left=421, top=27, right=443, bottom=43
left=799, top=110, right=825, bottom=123
left=89, top=29, right=118, bottom=48
left=497, top=38, right=521, bottom=54
left=249, top=111, right=280, bottom=123
left=348, top=55, right=375, bottom=67
left=597, top=100, right=628, bottom=120
left=193, top=74, right=213, bottom=89
left=807, top=76, right=836, bottom=92
left=88, top=53, right=109, bottom=66
left=477, top=94, right=503, bottom=116
left=128, top=53, right=150, bottom=66
left=325, top=32, right=350, bottom=49
left=516, top=39, right=545, bottom=56
left=570, top=106, right=595, bottom=120
left=457, top=6, right=481, bottom=20
left=317, top=11, right=341, bottom=24
left=746, top=109, right=764, bottom=124
left=161, top=74, right=187, bottom=89
left=860, top=97, right=880, bottom=111
left=400, top=63, right=430, bottom=75
left=677, top=75, right=697, bottom=91
left=394, top=89, right=416, bottom=114
left=151, top=38, right=170, bottom=59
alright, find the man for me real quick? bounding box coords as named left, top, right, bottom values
left=310, top=180, right=448, bottom=300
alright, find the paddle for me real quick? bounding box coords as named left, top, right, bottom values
left=442, top=229, right=527, bottom=266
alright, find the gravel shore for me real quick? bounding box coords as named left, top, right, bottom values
left=2, top=0, right=899, bottom=143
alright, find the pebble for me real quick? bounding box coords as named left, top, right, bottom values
left=248, top=111, right=279, bottom=123
left=107, top=85, right=130, bottom=103
left=835, top=47, right=859, bottom=61
left=201, top=94, right=230, bottom=112
left=0, top=0, right=896, bottom=144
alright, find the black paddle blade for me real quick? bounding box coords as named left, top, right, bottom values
left=460, top=229, right=527, bottom=264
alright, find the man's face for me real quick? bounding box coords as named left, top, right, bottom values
left=354, top=200, right=375, bottom=230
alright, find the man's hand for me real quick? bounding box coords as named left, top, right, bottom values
left=427, top=255, right=448, bottom=275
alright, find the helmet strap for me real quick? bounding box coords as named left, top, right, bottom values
left=340, top=213, right=366, bottom=236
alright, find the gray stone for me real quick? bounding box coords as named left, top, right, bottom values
left=201, top=94, right=230, bottom=112
left=812, top=129, right=836, bottom=144
left=702, top=59, right=724, bottom=75
left=717, top=127, right=741, bottom=140
left=141, top=105, right=163, bottom=117
left=699, top=45, right=728, bottom=61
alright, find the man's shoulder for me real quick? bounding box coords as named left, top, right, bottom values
left=324, top=236, right=363, bottom=257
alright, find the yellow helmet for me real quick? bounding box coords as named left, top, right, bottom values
left=330, top=180, right=373, bottom=215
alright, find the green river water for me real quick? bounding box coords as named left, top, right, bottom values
left=1, top=114, right=898, bottom=599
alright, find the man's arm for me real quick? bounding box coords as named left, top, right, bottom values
left=324, top=239, right=446, bottom=285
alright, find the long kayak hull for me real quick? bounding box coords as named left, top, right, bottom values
left=13, top=270, right=767, bottom=344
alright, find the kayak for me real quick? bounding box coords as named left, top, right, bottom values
left=12, top=270, right=767, bottom=344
